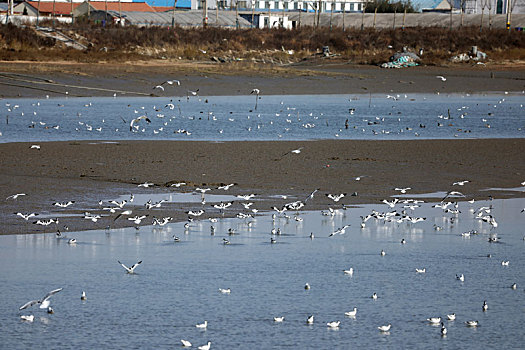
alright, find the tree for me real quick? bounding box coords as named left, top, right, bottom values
left=365, top=0, right=416, bottom=13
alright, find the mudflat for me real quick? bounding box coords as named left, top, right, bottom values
left=1, top=139, right=524, bottom=235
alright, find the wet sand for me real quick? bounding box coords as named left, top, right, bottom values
left=0, top=61, right=524, bottom=98
left=1, top=139, right=524, bottom=235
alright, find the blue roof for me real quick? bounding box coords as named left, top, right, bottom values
left=411, top=0, right=446, bottom=11
left=136, top=0, right=192, bottom=8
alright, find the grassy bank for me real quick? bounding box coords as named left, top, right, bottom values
left=1, top=22, right=524, bottom=66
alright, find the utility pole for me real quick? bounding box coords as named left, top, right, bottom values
left=203, top=0, right=208, bottom=27
left=36, top=0, right=41, bottom=27
left=505, top=0, right=511, bottom=31
left=172, top=0, right=177, bottom=28
left=71, top=0, right=74, bottom=24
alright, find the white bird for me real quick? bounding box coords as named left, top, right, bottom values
left=382, top=198, right=399, bottom=208
left=218, top=183, right=235, bottom=190
left=181, top=339, right=192, bottom=347
left=6, top=193, right=26, bottom=200
left=30, top=144, right=41, bottom=150
left=326, top=193, right=346, bottom=202
left=447, top=313, right=456, bottom=321
left=327, top=321, right=340, bottom=328
left=380, top=249, right=386, bottom=256
left=138, top=182, right=154, bottom=188
left=329, top=224, right=351, bottom=237
left=345, top=307, right=357, bottom=317
left=441, top=322, right=447, bottom=336
left=307, top=315, right=314, bottom=324
left=15, top=212, right=38, bottom=221
left=197, top=342, right=211, bottom=350
left=427, top=317, right=441, bottom=324
left=128, top=215, right=148, bottom=225
left=394, top=187, right=411, bottom=193
left=465, top=320, right=478, bottom=327
left=171, top=182, right=186, bottom=187
left=416, top=268, right=426, bottom=273
left=118, top=260, right=142, bottom=274
left=161, top=80, right=181, bottom=86
left=68, top=238, right=77, bottom=245
left=250, top=88, right=260, bottom=95
left=378, top=324, right=391, bottom=332
left=20, top=315, right=34, bottom=322
left=501, top=260, right=510, bottom=266
left=343, top=268, right=354, bottom=275
left=273, top=316, right=285, bottom=322
left=219, top=288, right=231, bottom=294
left=482, top=301, right=488, bottom=311
left=237, top=194, right=256, bottom=200
left=153, top=85, right=165, bottom=91
left=19, top=288, right=63, bottom=310
left=371, top=292, right=378, bottom=299
left=436, top=75, right=446, bottom=81
left=452, top=180, right=469, bottom=186
left=81, top=291, right=87, bottom=300
left=129, top=115, right=151, bottom=132
left=456, top=274, right=465, bottom=282
left=53, top=201, right=75, bottom=208
left=195, top=320, right=208, bottom=328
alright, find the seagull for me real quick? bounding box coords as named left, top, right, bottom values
left=171, top=182, right=186, bottom=187
left=153, top=85, right=165, bottom=91
left=273, top=316, right=285, bottom=322
left=394, top=187, right=411, bottom=194
left=416, top=268, right=426, bottom=273
left=161, top=80, right=181, bottom=86
left=138, top=182, right=154, bottom=188
left=6, top=193, right=26, bottom=200
left=218, top=183, right=235, bottom=190
left=441, top=322, right=447, bottom=336
left=371, top=292, right=378, bottom=299
left=427, top=317, right=441, bottom=324
left=447, top=313, right=456, bottom=321
left=343, top=268, right=354, bottom=275
left=219, top=288, right=231, bottom=294
left=15, top=212, right=38, bottom=221
left=345, top=307, right=357, bottom=317
left=236, top=194, right=256, bottom=200
left=128, top=215, right=148, bottom=225
left=30, top=144, right=41, bottom=150
left=465, top=320, right=478, bottom=327
left=382, top=198, right=399, bottom=208
left=129, top=115, right=151, bottom=132
left=197, top=342, right=211, bottom=350
left=329, top=224, right=351, bottom=237
left=81, top=291, right=87, bottom=300
left=53, top=201, right=75, bottom=208
left=441, top=191, right=465, bottom=202
left=327, top=321, right=340, bottom=328
left=452, top=180, right=470, bottom=186
left=482, top=301, right=488, bottom=311
left=380, top=249, right=386, bottom=256
left=304, top=188, right=319, bottom=202
left=281, top=147, right=303, bottom=157
left=20, top=315, right=34, bottom=322
left=307, top=315, right=314, bottom=324
left=195, top=320, right=208, bottom=328
left=456, top=274, right=465, bottom=282
left=19, top=288, right=63, bottom=310
left=181, top=339, right=192, bottom=347
left=436, top=75, right=447, bottom=81
left=378, top=324, right=391, bottom=332
left=117, top=260, right=142, bottom=274
left=326, top=193, right=346, bottom=202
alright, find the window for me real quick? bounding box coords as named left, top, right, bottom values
left=274, top=1, right=279, bottom=9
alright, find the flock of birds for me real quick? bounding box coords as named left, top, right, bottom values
left=1, top=90, right=523, bottom=142
left=12, top=174, right=525, bottom=348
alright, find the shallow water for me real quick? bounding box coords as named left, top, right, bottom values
left=2, top=198, right=523, bottom=349
left=1, top=93, right=523, bottom=142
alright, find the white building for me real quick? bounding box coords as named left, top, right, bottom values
left=206, top=0, right=367, bottom=12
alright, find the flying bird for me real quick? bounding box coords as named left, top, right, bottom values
left=6, top=193, right=26, bottom=200
left=118, top=260, right=142, bottom=274
left=19, top=288, right=63, bottom=310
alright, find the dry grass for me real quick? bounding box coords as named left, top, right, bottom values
left=0, top=22, right=524, bottom=65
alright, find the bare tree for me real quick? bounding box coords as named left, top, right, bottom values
left=445, top=0, right=453, bottom=30
left=487, top=0, right=493, bottom=29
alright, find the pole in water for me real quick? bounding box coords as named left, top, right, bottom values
left=369, top=92, right=372, bottom=108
